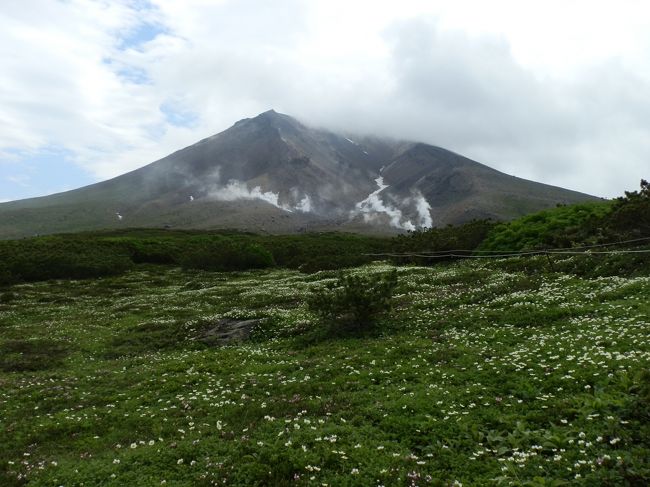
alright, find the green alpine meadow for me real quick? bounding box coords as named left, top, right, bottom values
left=4, top=4, right=650, bottom=485
left=1, top=185, right=649, bottom=486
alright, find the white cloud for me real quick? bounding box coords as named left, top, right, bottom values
left=1, top=0, right=650, bottom=200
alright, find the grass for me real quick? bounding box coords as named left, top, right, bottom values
left=0, top=256, right=648, bottom=486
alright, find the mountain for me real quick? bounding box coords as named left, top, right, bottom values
left=0, top=110, right=597, bottom=238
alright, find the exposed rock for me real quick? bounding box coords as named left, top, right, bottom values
left=199, top=318, right=262, bottom=346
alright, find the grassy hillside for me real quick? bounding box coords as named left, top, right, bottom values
left=1, top=255, right=648, bottom=485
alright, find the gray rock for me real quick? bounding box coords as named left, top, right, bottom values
left=199, top=318, right=262, bottom=346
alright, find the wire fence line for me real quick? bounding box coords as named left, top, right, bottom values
left=399, top=236, right=650, bottom=255
left=364, top=249, right=650, bottom=259
left=363, top=236, right=650, bottom=260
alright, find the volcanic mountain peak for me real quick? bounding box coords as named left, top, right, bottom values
left=228, top=109, right=290, bottom=134
left=0, top=110, right=598, bottom=239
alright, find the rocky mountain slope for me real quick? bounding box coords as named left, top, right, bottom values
left=0, top=110, right=597, bottom=238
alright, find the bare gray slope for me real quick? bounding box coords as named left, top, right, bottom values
left=380, top=143, right=595, bottom=226
left=0, top=110, right=598, bottom=238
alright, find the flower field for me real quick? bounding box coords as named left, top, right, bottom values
left=1, top=256, right=648, bottom=486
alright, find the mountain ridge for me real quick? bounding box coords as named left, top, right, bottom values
left=0, top=110, right=598, bottom=239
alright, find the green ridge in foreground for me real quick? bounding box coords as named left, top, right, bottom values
left=1, top=258, right=649, bottom=486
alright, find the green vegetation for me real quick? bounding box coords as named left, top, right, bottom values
left=179, top=239, right=275, bottom=272
left=0, top=338, right=71, bottom=372
left=0, top=236, right=133, bottom=284
left=607, top=178, right=650, bottom=238
left=397, top=219, right=497, bottom=255
left=1, top=254, right=648, bottom=485
left=0, top=231, right=390, bottom=285
left=0, top=181, right=649, bottom=485
left=1, top=180, right=648, bottom=286
left=307, top=269, right=398, bottom=335
left=478, top=201, right=612, bottom=251
left=480, top=179, right=650, bottom=252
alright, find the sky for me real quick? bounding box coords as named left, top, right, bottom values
left=1, top=0, right=649, bottom=202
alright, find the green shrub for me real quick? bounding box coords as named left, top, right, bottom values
left=479, top=180, right=650, bottom=253
left=396, top=219, right=496, bottom=260
left=307, top=269, right=398, bottom=335
left=104, top=237, right=181, bottom=264
left=0, top=238, right=133, bottom=283
left=264, top=233, right=386, bottom=272
left=605, top=178, right=650, bottom=238
left=631, top=369, right=650, bottom=418
left=478, top=202, right=612, bottom=251
left=180, top=239, right=275, bottom=272
left=10, top=248, right=132, bottom=281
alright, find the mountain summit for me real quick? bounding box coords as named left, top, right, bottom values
left=0, top=111, right=597, bottom=238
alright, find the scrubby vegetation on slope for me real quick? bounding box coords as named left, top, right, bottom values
left=0, top=231, right=390, bottom=284
left=1, top=180, right=648, bottom=285
left=479, top=179, right=650, bottom=251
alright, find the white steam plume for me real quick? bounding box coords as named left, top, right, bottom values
left=353, top=177, right=415, bottom=231
left=412, top=191, right=432, bottom=227
left=210, top=179, right=292, bottom=211
left=295, top=194, right=312, bottom=212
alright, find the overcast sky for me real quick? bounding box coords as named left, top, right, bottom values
left=1, top=0, right=649, bottom=202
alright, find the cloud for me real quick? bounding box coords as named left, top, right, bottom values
left=1, top=0, right=650, bottom=201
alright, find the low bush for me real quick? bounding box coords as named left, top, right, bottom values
left=478, top=202, right=612, bottom=251
left=605, top=178, right=650, bottom=238
left=479, top=180, right=650, bottom=253
left=296, top=254, right=372, bottom=274
left=307, top=269, right=398, bottom=335
left=180, top=239, right=275, bottom=272
left=104, top=237, right=181, bottom=264
left=0, top=238, right=133, bottom=283
left=263, top=233, right=386, bottom=273
left=395, top=219, right=496, bottom=262
left=0, top=269, right=13, bottom=286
